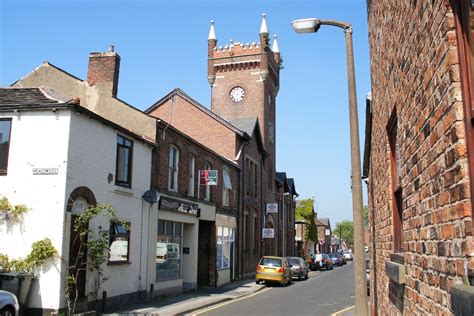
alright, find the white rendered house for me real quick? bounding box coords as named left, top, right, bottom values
left=0, top=87, right=157, bottom=313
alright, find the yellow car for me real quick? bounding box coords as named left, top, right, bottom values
left=255, top=256, right=293, bottom=286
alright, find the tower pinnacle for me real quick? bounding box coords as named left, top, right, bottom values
left=208, top=20, right=217, bottom=40
left=272, top=34, right=279, bottom=53
left=260, top=13, right=269, bottom=34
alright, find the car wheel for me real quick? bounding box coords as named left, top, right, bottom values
left=256, top=279, right=260, bottom=284
left=282, top=280, right=287, bottom=287
left=298, top=273, right=302, bottom=281
left=0, top=306, right=15, bottom=316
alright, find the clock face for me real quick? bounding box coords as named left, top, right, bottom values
left=230, top=87, right=245, bottom=103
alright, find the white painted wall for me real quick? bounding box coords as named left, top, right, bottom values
left=0, top=107, right=155, bottom=310
left=64, top=111, right=154, bottom=303
left=0, top=110, right=71, bottom=309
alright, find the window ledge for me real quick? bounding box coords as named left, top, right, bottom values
left=385, top=260, right=406, bottom=285
left=114, top=186, right=134, bottom=196
left=107, top=261, right=131, bottom=266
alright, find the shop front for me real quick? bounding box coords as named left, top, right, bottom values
left=154, top=194, right=215, bottom=295
left=215, top=213, right=236, bottom=286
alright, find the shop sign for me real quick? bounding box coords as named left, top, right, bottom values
left=199, top=170, right=218, bottom=185
left=32, top=168, right=58, bottom=175
left=262, top=228, right=274, bottom=239
left=159, top=196, right=199, bottom=217
left=266, top=203, right=278, bottom=214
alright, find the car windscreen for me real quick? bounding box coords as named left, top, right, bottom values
left=287, top=258, right=300, bottom=265
left=259, top=258, right=282, bottom=267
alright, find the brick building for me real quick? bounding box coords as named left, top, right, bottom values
left=316, top=218, right=332, bottom=254
left=146, top=14, right=295, bottom=278
left=151, top=110, right=241, bottom=291
left=364, top=1, right=474, bottom=314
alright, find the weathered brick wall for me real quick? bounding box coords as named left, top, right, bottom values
left=148, top=93, right=240, bottom=162
left=367, top=1, right=473, bottom=314
left=152, top=121, right=239, bottom=211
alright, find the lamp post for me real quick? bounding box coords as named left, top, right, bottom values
left=292, top=18, right=368, bottom=315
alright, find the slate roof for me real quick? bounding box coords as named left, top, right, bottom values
left=287, top=178, right=298, bottom=196
left=0, top=87, right=72, bottom=108
left=228, top=117, right=258, bottom=136
left=317, top=218, right=330, bottom=227
left=276, top=172, right=287, bottom=186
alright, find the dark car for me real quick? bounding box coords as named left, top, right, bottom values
left=320, top=254, right=333, bottom=270
left=286, top=256, right=309, bottom=281
left=328, top=253, right=344, bottom=266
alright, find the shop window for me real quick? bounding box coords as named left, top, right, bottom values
left=188, top=155, right=195, bottom=197
left=116, top=135, right=133, bottom=188
left=0, top=119, right=12, bottom=175
left=109, top=222, right=130, bottom=263
left=387, top=110, right=403, bottom=253
left=156, top=220, right=183, bottom=280
left=222, top=169, right=232, bottom=207
left=168, top=145, right=179, bottom=191
left=217, top=226, right=234, bottom=269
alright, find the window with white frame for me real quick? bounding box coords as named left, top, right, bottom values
left=217, top=226, right=234, bottom=269
left=204, top=162, right=211, bottom=201
left=222, top=169, right=232, bottom=206
left=168, top=145, right=179, bottom=191
left=109, top=222, right=130, bottom=263
left=188, top=155, right=195, bottom=197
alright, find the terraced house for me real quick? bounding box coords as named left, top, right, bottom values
left=364, top=1, right=474, bottom=315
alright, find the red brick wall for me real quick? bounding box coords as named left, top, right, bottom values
left=148, top=94, right=239, bottom=162
left=152, top=121, right=239, bottom=211
left=367, top=1, right=474, bottom=314
left=87, top=52, right=120, bottom=97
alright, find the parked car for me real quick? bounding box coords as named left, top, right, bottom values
left=343, top=251, right=354, bottom=261
left=308, top=253, right=320, bottom=271
left=366, top=256, right=370, bottom=295
left=320, top=254, right=333, bottom=270
left=328, top=253, right=344, bottom=266
left=255, top=256, right=293, bottom=286
left=285, top=257, right=309, bottom=281
left=0, top=290, right=19, bottom=316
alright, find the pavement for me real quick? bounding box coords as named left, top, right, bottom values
left=104, top=274, right=368, bottom=316
left=103, top=278, right=266, bottom=316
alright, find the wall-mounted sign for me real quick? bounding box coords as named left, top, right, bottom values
left=199, top=170, right=218, bottom=185
left=32, top=168, right=58, bottom=175
left=159, top=196, right=199, bottom=217
left=325, top=229, right=331, bottom=236
left=266, top=203, right=278, bottom=214
left=262, top=228, right=274, bottom=239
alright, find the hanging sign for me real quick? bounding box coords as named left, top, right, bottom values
left=262, top=228, right=275, bottom=239
left=266, top=203, right=278, bottom=214
left=199, top=170, right=218, bottom=185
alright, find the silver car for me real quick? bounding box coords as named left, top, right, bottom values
left=0, top=290, right=19, bottom=316
left=286, top=256, right=309, bottom=281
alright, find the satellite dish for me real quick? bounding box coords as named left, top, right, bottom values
left=142, top=189, right=158, bottom=205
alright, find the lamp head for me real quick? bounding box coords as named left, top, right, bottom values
left=291, top=18, right=321, bottom=33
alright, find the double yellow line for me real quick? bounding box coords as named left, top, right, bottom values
left=191, top=287, right=272, bottom=315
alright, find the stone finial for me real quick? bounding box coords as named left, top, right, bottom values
left=208, top=20, right=217, bottom=40
left=272, top=34, right=280, bottom=53
left=260, top=13, right=269, bottom=34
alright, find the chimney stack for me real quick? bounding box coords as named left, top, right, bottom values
left=87, top=46, right=120, bottom=97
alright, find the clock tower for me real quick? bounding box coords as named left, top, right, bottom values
left=207, top=14, right=281, bottom=195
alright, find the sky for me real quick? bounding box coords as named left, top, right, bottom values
left=0, top=0, right=371, bottom=226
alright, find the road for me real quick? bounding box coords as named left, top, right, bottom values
left=191, top=261, right=355, bottom=316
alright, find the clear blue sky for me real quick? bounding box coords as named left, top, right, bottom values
left=1, top=0, right=371, bottom=226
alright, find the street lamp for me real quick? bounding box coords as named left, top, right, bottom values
left=292, top=18, right=368, bottom=315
